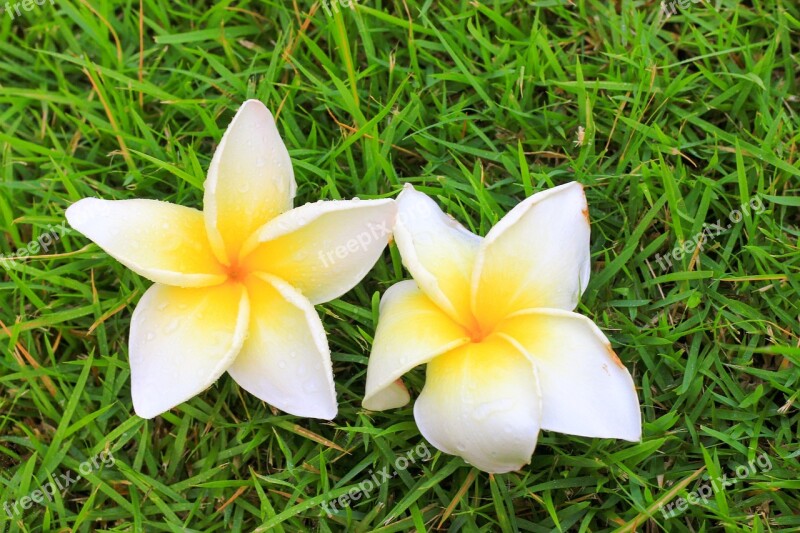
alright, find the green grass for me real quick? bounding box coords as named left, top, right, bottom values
left=1, top=0, right=799, bottom=530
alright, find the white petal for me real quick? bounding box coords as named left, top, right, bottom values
left=472, top=182, right=591, bottom=331
left=129, top=282, right=249, bottom=419
left=227, top=273, right=337, bottom=419
left=203, top=100, right=296, bottom=264
left=497, top=309, right=641, bottom=441
left=414, top=336, right=542, bottom=473
left=393, top=185, right=482, bottom=328
left=66, top=198, right=227, bottom=287
left=240, top=199, right=396, bottom=305
left=363, top=280, right=471, bottom=411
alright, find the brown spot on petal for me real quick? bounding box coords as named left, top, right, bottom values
left=582, top=206, right=590, bottom=224
left=606, top=345, right=625, bottom=369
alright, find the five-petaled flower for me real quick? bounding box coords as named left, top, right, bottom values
left=66, top=100, right=396, bottom=420
left=363, top=183, right=641, bottom=473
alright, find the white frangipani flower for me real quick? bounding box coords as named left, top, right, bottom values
left=66, top=100, right=396, bottom=420
left=363, top=182, right=641, bottom=473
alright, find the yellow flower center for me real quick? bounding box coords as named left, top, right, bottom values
left=225, top=261, right=248, bottom=282
left=465, top=316, right=492, bottom=344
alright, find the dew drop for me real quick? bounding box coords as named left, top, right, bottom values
left=304, top=380, right=318, bottom=393
left=473, top=399, right=514, bottom=421
left=146, top=332, right=155, bottom=341
left=278, top=360, right=287, bottom=369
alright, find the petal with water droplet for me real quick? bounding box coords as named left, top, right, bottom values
left=496, top=309, right=641, bottom=441
left=129, top=282, right=249, bottom=419
left=66, top=198, right=227, bottom=287
left=363, top=280, right=471, bottom=411
left=413, top=336, right=542, bottom=473
left=471, top=182, right=590, bottom=331
left=240, top=198, right=396, bottom=304
left=227, top=273, right=337, bottom=419
left=393, top=185, right=482, bottom=329
left=204, top=100, right=297, bottom=264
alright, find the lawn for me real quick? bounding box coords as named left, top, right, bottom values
left=1, top=0, right=799, bottom=531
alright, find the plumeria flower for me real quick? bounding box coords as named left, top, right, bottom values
left=66, top=100, right=396, bottom=420
left=363, top=183, right=640, bottom=473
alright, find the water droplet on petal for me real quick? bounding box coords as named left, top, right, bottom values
left=278, top=360, right=287, bottom=369
left=473, top=399, right=514, bottom=421
left=146, top=332, right=155, bottom=341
